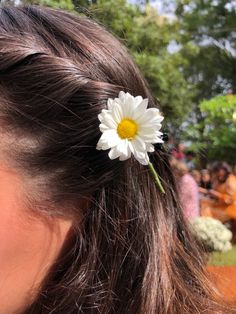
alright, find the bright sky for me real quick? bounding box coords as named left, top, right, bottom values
left=128, top=0, right=176, bottom=15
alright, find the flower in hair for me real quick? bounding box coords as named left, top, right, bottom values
left=96, top=91, right=163, bottom=164
left=96, top=91, right=165, bottom=193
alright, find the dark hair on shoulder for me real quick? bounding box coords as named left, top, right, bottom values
left=0, top=5, right=233, bottom=314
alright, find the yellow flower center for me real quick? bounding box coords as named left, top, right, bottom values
left=117, top=118, right=138, bottom=140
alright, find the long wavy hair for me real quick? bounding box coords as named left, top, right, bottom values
left=0, top=5, right=232, bottom=314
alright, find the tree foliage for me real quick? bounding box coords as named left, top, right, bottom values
left=175, top=0, right=236, bottom=161
left=186, top=95, right=236, bottom=162
left=176, top=0, right=236, bottom=99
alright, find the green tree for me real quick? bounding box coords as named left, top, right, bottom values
left=174, top=0, right=236, bottom=160
left=176, top=0, right=236, bottom=100
left=185, top=95, right=236, bottom=163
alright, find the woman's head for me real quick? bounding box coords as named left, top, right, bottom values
left=0, top=5, right=230, bottom=314
left=211, top=162, right=231, bottom=183
left=201, top=169, right=211, bottom=183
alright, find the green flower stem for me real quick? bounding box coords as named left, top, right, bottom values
left=148, top=162, right=165, bottom=194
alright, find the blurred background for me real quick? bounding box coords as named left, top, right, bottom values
left=1, top=0, right=236, bottom=303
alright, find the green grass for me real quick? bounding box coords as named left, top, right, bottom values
left=209, top=245, right=236, bottom=266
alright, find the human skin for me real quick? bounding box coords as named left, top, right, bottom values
left=0, top=165, right=73, bottom=314
left=217, top=169, right=227, bottom=183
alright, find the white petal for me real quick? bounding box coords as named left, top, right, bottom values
left=141, top=134, right=163, bottom=143
left=134, top=95, right=143, bottom=106
left=117, top=139, right=129, bottom=155
left=155, top=131, right=163, bottom=137
left=119, top=154, right=131, bottom=161
left=146, top=143, right=155, bottom=152
left=111, top=101, right=124, bottom=123
left=108, top=139, right=130, bottom=162
left=129, top=138, right=149, bottom=165
left=133, top=99, right=149, bottom=120
left=139, top=126, right=160, bottom=135
left=119, top=142, right=131, bottom=161
left=138, top=133, right=163, bottom=143
left=107, top=98, right=113, bottom=110
left=132, top=147, right=145, bottom=160
left=100, top=114, right=117, bottom=129
left=124, top=92, right=133, bottom=102
left=137, top=108, right=162, bottom=124
left=96, top=138, right=110, bottom=150
left=141, top=152, right=149, bottom=165
left=96, top=130, right=120, bottom=150
left=108, top=146, right=121, bottom=159
left=149, top=115, right=164, bottom=124
left=99, top=124, right=110, bottom=132
left=118, top=91, right=126, bottom=101
left=109, top=142, right=131, bottom=160
left=132, top=147, right=149, bottom=165
left=139, top=128, right=163, bottom=138
left=131, top=136, right=146, bottom=151
left=156, top=115, right=164, bottom=122
left=152, top=136, right=164, bottom=144
left=122, top=93, right=135, bottom=118
left=98, top=110, right=109, bottom=122
left=141, top=124, right=162, bottom=132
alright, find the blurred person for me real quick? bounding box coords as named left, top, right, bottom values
left=185, top=150, right=196, bottom=170
left=0, top=5, right=232, bottom=314
left=171, top=143, right=186, bottom=162
left=210, top=162, right=236, bottom=205
left=199, top=169, right=212, bottom=202
left=191, top=169, right=201, bottom=186
left=199, top=169, right=212, bottom=212
left=172, top=161, right=200, bottom=220
left=201, top=162, right=236, bottom=223
left=200, top=169, right=212, bottom=190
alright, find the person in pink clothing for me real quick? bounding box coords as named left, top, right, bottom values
left=172, top=161, right=200, bottom=220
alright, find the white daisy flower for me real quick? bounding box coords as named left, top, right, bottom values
left=96, top=91, right=164, bottom=166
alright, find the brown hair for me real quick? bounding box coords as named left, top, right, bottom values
left=0, top=5, right=232, bottom=314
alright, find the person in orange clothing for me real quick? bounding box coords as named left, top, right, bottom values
left=201, top=162, right=236, bottom=223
